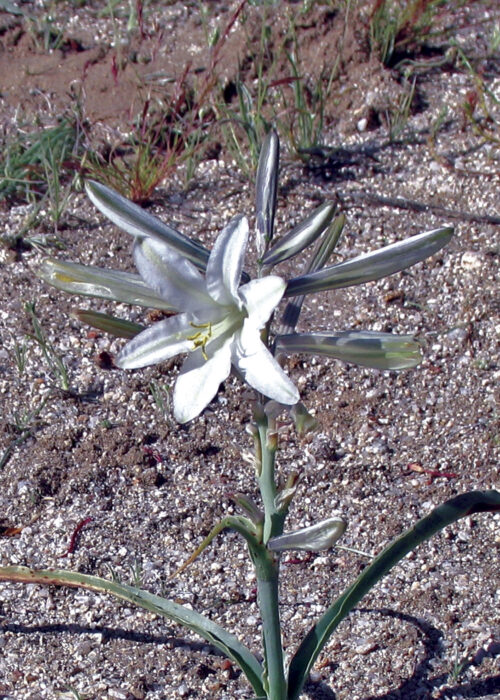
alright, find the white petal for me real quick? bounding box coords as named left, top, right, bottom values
left=206, top=215, right=248, bottom=306
left=85, top=180, right=210, bottom=269
left=174, top=340, right=232, bottom=423
left=232, top=320, right=299, bottom=405
left=134, top=238, right=213, bottom=313
left=116, top=313, right=195, bottom=368
left=238, top=275, right=286, bottom=329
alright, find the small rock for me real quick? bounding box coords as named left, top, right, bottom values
left=177, top=682, right=189, bottom=697
left=355, top=640, right=378, bottom=655
left=108, top=689, right=129, bottom=700
left=461, top=251, right=482, bottom=270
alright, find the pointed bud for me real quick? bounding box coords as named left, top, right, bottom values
left=255, top=131, right=279, bottom=255
left=290, top=403, right=318, bottom=437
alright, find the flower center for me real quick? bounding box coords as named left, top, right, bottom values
left=188, top=307, right=248, bottom=361
left=187, top=321, right=213, bottom=360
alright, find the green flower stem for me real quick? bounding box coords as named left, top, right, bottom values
left=256, top=558, right=286, bottom=700
left=256, top=417, right=287, bottom=544
left=253, top=411, right=288, bottom=699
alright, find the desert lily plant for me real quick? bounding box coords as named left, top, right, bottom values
left=1, top=132, right=498, bottom=700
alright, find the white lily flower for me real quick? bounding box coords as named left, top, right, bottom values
left=116, top=214, right=299, bottom=423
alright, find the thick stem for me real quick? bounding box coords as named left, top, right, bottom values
left=255, top=553, right=286, bottom=700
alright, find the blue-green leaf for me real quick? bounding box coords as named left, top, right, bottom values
left=0, top=566, right=266, bottom=697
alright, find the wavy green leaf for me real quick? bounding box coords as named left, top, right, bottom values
left=0, top=566, right=265, bottom=697
left=287, top=490, right=500, bottom=700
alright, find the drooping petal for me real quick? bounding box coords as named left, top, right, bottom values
left=239, top=276, right=286, bottom=329
left=275, top=331, right=422, bottom=370
left=134, top=238, right=213, bottom=313
left=85, top=180, right=210, bottom=270
left=232, top=319, right=299, bottom=405
left=116, top=313, right=196, bottom=369
left=38, top=258, right=173, bottom=309
left=285, top=226, right=454, bottom=297
left=174, top=340, right=232, bottom=423
left=206, top=215, right=249, bottom=306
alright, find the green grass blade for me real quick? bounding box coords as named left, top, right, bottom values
left=287, top=490, right=500, bottom=700
left=85, top=180, right=210, bottom=271
left=0, top=566, right=265, bottom=697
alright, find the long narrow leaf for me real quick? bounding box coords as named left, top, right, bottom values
left=38, top=258, right=174, bottom=310
left=276, top=331, right=421, bottom=370
left=73, top=309, right=144, bottom=339
left=255, top=130, right=279, bottom=255
left=285, top=226, right=453, bottom=297
left=287, top=490, right=500, bottom=699
left=0, top=566, right=265, bottom=697
left=85, top=180, right=210, bottom=270
left=262, top=202, right=336, bottom=267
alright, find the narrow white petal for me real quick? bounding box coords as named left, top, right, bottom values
left=285, top=226, right=454, bottom=297
left=38, top=258, right=172, bottom=309
left=232, top=320, right=299, bottom=405
left=174, top=340, right=232, bottom=423
left=116, top=313, right=195, bottom=369
left=239, top=275, right=286, bottom=329
left=85, top=180, right=210, bottom=270
left=206, top=215, right=249, bottom=306
left=276, top=331, right=421, bottom=370
left=134, top=238, right=213, bottom=313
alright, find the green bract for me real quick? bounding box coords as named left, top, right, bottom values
left=268, top=517, right=347, bottom=552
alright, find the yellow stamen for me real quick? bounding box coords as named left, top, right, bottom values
left=188, top=321, right=212, bottom=361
